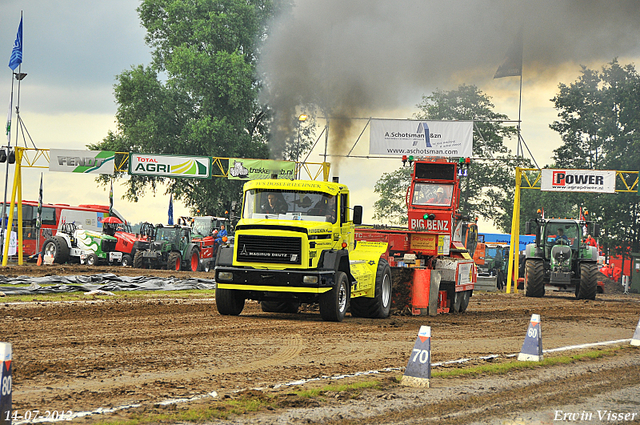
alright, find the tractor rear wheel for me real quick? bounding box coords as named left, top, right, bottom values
left=42, top=236, right=70, bottom=264
left=216, top=288, right=245, bottom=315
left=350, top=259, right=392, bottom=318
left=577, top=262, right=598, bottom=300
left=524, top=259, right=545, bottom=297
left=167, top=252, right=181, bottom=271
left=319, top=271, right=349, bottom=322
left=133, top=251, right=145, bottom=269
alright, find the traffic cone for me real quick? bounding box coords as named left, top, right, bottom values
left=0, top=343, right=12, bottom=424
left=631, top=316, right=640, bottom=347
left=518, top=314, right=543, bottom=361
left=401, top=325, right=431, bottom=388
left=37, top=253, right=42, bottom=266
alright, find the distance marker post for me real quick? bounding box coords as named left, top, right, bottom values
left=518, top=314, right=543, bottom=361
left=0, top=343, right=11, bottom=425
left=401, top=325, right=431, bottom=388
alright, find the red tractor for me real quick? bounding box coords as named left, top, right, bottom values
left=355, top=157, right=478, bottom=315
left=102, top=217, right=155, bottom=267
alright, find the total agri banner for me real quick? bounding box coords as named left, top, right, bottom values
left=228, top=158, right=295, bottom=180
left=541, top=169, right=616, bottom=193
left=49, top=149, right=115, bottom=175
left=129, top=153, right=211, bottom=179
left=369, top=119, right=473, bottom=157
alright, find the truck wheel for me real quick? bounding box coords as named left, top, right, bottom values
left=133, top=251, right=145, bottom=269
left=167, top=252, right=181, bottom=271
left=42, top=236, right=70, bottom=264
left=261, top=301, right=300, bottom=314
left=319, top=271, right=349, bottom=322
left=350, top=259, right=392, bottom=318
left=121, top=254, right=132, bottom=267
left=216, top=288, right=245, bottom=316
left=203, top=260, right=211, bottom=273
left=524, top=259, right=545, bottom=297
left=577, top=262, right=598, bottom=300
left=85, top=253, right=99, bottom=266
left=188, top=248, right=200, bottom=272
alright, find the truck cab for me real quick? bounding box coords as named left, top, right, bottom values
left=214, top=179, right=391, bottom=322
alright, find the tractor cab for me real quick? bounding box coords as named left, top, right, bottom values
left=543, top=221, right=581, bottom=269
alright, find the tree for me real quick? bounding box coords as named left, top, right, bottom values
left=373, top=84, right=528, bottom=231
left=90, top=0, right=280, bottom=217
left=550, top=59, right=640, bottom=254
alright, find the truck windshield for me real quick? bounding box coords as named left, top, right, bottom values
left=243, top=190, right=337, bottom=223
left=412, top=183, right=453, bottom=206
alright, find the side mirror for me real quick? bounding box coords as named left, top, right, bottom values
left=591, top=223, right=600, bottom=236
left=352, top=205, right=363, bottom=225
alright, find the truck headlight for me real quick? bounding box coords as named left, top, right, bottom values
left=303, top=275, right=318, bottom=284
left=217, top=271, right=233, bottom=281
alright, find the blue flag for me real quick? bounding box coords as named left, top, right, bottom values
left=8, top=17, right=23, bottom=71
left=168, top=195, right=174, bottom=225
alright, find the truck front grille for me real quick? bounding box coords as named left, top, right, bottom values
left=236, top=235, right=302, bottom=265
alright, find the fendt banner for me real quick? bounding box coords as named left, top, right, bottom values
left=369, top=119, right=473, bottom=157
left=129, top=153, right=211, bottom=179
left=541, top=169, right=616, bottom=193
left=227, top=158, right=295, bottom=180
left=49, top=149, right=115, bottom=175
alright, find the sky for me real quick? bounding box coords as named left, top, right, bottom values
left=1, top=0, right=639, bottom=231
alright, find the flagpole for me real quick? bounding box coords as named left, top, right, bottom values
left=517, top=72, right=523, bottom=159
left=1, top=73, right=15, bottom=260
left=2, top=11, right=24, bottom=262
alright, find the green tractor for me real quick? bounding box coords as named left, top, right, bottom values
left=133, top=224, right=201, bottom=271
left=523, top=218, right=600, bottom=299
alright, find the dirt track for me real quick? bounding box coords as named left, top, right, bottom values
left=2, top=264, right=640, bottom=424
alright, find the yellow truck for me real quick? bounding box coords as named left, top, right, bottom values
left=214, top=178, right=391, bottom=321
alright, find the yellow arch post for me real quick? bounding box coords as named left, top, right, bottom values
left=2, top=147, right=24, bottom=266
left=506, top=166, right=522, bottom=293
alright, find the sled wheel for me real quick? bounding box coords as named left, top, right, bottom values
left=319, top=271, right=349, bottom=322
left=459, top=290, right=471, bottom=313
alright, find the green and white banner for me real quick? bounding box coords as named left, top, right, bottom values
left=49, top=149, right=115, bottom=175
left=228, top=158, right=295, bottom=180
left=129, top=153, right=211, bottom=179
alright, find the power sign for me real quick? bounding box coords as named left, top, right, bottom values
left=541, top=169, right=615, bottom=193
